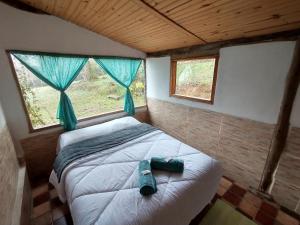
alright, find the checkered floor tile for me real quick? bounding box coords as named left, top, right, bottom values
left=31, top=176, right=300, bottom=225
left=31, top=180, right=72, bottom=225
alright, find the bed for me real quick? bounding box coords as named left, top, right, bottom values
left=50, top=117, right=222, bottom=225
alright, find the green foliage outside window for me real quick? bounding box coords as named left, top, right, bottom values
left=17, top=64, right=45, bottom=127
left=12, top=57, right=146, bottom=130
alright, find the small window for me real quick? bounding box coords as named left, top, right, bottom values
left=170, top=56, right=219, bottom=104
left=9, top=55, right=146, bottom=131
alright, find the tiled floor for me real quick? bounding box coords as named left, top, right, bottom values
left=31, top=180, right=72, bottom=225
left=31, top=176, right=300, bottom=225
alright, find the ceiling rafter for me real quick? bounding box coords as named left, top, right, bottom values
left=130, top=0, right=207, bottom=43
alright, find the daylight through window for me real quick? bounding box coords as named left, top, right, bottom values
left=170, top=56, right=218, bottom=104
left=10, top=55, right=146, bottom=130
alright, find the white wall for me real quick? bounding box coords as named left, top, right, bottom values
left=147, top=41, right=296, bottom=124
left=0, top=2, right=145, bottom=153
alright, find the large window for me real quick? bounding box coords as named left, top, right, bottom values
left=10, top=55, right=146, bottom=131
left=170, top=56, right=219, bottom=104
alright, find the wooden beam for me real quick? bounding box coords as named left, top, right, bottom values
left=131, top=0, right=207, bottom=43
left=147, top=29, right=300, bottom=58
left=259, top=38, right=300, bottom=193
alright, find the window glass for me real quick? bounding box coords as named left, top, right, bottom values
left=171, top=57, right=218, bottom=103
left=131, top=62, right=146, bottom=107
left=11, top=56, right=146, bottom=130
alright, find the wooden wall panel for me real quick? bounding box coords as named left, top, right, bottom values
left=133, top=109, right=151, bottom=123
left=147, top=98, right=274, bottom=189
left=21, top=110, right=150, bottom=182
left=21, top=130, right=62, bottom=182
left=271, top=127, right=300, bottom=214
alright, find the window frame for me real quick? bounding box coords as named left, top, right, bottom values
left=170, top=55, right=219, bottom=104
left=6, top=50, right=147, bottom=133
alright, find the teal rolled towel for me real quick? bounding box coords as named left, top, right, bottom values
left=150, top=157, right=184, bottom=173
left=139, top=160, right=157, bottom=196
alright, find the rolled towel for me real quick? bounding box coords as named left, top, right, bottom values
left=150, top=157, right=184, bottom=173
left=139, top=160, right=157, bottom=196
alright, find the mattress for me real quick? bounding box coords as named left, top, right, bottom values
left=50, top=117, right=222, bottom=225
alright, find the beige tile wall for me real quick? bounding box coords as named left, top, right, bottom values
left=0, top=109, right=20, bottom=225
left=147, top=98, right=274, bottom=189
left=148, top=98, right=300, bottom=214
left=271, top=127, right=300, bottom=214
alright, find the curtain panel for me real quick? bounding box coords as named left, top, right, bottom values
left=93, top=57, right=142, bottom=115
left=12, top=52, right=88, bottom=131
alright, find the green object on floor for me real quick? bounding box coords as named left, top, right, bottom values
left=200, top=200, right=257, bottom=225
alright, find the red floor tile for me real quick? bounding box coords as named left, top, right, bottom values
left=260, top=202, right=278, bottom=218
left=33, top=192, right=50, bottom=207
left=229, top=184, right=247, bottom=197
left=32, top=182, right=49, bottom=198
left=32, top=202, right=51, bottom=219
left=51, top=197, right=64, bottom=209
left=223, top=191, right=241, bottom=207
left=256, top=210, right=275, bottom=225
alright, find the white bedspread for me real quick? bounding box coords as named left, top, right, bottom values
left=50, top=117, right=222, bottom=225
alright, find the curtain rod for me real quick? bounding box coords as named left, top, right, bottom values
left=7, top=49, right=145, bottom=60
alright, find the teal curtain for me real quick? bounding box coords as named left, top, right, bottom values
left=12, top=52, right=88, bottom=131
left=94, top=57, right=142, bottom=115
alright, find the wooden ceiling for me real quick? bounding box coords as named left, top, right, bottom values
left=17, top=0, right=300, bottom=52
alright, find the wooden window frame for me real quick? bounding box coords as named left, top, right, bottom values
left=170, top=55, right=219, bottom=104
left=6, top=50, right=147, bottom=133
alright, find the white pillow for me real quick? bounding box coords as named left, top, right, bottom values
left=56, top=116, right=141, bottom=152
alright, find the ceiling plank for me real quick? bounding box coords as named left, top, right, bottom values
left=130, top=0, right=207, bottom=43
left=147, top=28, right=300, bottom=57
